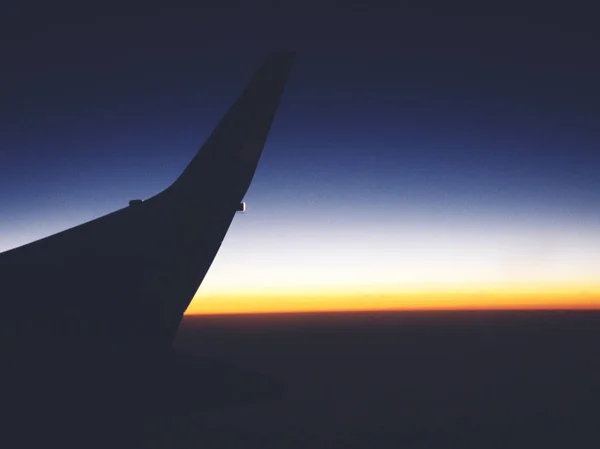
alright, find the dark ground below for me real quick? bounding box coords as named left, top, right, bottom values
left=158, top=310, right=600, bottom=449
left=7, top=310, right=599, bottom=448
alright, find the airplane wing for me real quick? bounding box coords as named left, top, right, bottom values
left=0, top=51, right=295, bottom=357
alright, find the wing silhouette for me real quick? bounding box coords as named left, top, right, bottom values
left=0, top=52, right=295, bottom=424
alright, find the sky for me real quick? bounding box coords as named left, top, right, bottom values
left=1, top=3, right=600, bottom=313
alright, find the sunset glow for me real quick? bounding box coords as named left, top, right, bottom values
left=184, top=212, right=600, bottom=314
left=186, top=286, right=600, bottom=315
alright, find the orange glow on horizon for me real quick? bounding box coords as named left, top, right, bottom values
left=185, top=286, right=600, bottom=315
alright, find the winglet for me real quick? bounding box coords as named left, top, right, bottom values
left=159, top=51, right=296, bottom=201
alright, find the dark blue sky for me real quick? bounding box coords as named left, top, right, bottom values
left=2, top=3, right=599, bottom=299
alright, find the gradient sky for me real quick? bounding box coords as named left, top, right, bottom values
left=2, top=3, right=600, bottom=313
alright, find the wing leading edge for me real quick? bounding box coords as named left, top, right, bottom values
left=0, top=51, right=296, bottom=357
